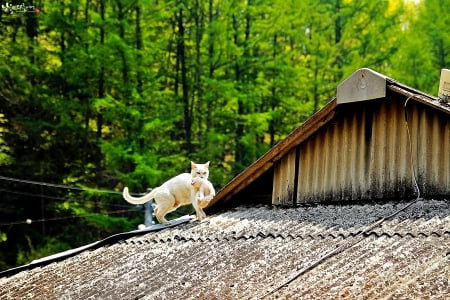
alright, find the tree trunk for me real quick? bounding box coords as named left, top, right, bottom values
left=177, top=6, right=192, bottom=153
left=206, top=0, right=215, bottom=132
left=135, top=1, right=145, bottom=150
left=270, top=34, right=277, bottom=146
left=96, top=0, right=105, bottom=175
left=232, top=2, right=252, bottom=173
left=118, top=1, right=129, bottom=89
left=98, top=1, right=105, bottom=138
left=135, top=2, right=143, bottom=95
left=194, top=0, right=203, bottom=141
left=83, top=0, right=91, bottom=165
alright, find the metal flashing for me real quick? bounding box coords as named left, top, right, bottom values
left=337, top=68, right=387, bottom=104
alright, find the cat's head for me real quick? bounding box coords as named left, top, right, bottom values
left=190, top=161, right=210, bottom=180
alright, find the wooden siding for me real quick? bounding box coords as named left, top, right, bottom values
left=273, top=97, right=450, bottom=204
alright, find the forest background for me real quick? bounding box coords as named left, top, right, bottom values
left=0, top=0, right=448, bottom=271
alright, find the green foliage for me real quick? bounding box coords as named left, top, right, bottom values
left=0, top=232, right=6, bottom=243
left=0, top=113, right=13, bottom=166
left=390, top=0, right=450, bottom=93
left=0, top=0, right=447, bottom=271
left=83, top=214, right=136, bottom=233
left=16, top=236, right=71, bottom=267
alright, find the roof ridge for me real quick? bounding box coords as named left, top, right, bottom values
left=133, top=228, right=449, bottom=245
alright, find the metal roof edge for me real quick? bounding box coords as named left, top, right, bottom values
left=387, top=82, right=450, bottom=114
left=0, top=216, right=191, bottom=278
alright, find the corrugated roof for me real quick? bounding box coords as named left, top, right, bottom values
left=1, top=199, right=448, bottom=299
left=210, top=71, right=450, bottom=207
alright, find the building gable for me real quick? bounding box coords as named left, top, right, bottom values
left=212, top=68, right=450, bottom=208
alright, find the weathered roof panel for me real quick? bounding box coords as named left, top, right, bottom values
left=1, top=199, right=448, bottom=299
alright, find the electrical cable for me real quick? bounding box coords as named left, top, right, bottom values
left=260, top=196, right=423, bottom=298
left=0, top=187, right=69, bottom=201
left=403, top=95, right=421, bottom=199
left=260, top=95, right=424, bottom=298
left=0, top=188, right=142, bottom=226
left=0, top=188, right=133, bottom=208
left=0, top=208, right=138, bottom=227
left=0, top=175, right=122, bottom=195
left=0, top=177, right=147, bottom=227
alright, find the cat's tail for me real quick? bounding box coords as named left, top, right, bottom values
left=123, top=187, right=156, bottom=204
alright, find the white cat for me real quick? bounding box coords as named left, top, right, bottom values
left=191, top=176, right=216, bottom=208
left=123, top=161, right=211, bottom=224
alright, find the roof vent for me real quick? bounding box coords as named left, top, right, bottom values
left=337, top=68, right=387, bottom=104
left=438, top=69, right=450, bottom=99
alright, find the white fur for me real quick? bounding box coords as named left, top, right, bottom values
left=123, top=161, right=211, bottom=224
left=191, top=176, right=216, bottom=207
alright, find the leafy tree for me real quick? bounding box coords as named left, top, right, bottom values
left=1, top=0, right=447, bottom=271
left=389, top=0, right=449, bottom=93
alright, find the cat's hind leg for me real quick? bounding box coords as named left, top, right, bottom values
left=154, top=194, right=177, bottom=224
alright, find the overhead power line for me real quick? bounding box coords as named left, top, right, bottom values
left=0, top=208, right=138, bottom=227
left=0, top=188, right=133, bottom=208
left=0, top=176, right=149, bottom=227
left=0, top=175, right=122, bottom=195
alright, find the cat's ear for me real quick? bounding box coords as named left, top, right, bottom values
left=191, top=161, right=197, bottom=169
left=205, top=161, right=210, bottom=168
